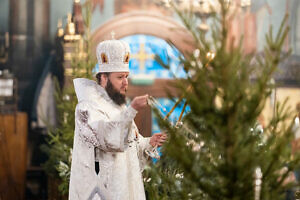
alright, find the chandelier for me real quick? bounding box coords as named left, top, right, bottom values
left=158, top=0, right=252, bottom=31
left=159, top=0, right=252, bottom=10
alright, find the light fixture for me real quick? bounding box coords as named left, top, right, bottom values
left=56, top=19, right=64, bottom=38
left=161, top=0, right=171, bottom=7
left=241, top=0, right=251, bottom=8
left=64, top=13, right=81, bottom=42
left=158, top=0, right=251, bottom=32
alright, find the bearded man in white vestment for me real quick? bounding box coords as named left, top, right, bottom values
left=69, top=39, right=167, bottom=200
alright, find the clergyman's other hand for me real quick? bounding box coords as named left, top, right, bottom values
left=150, top=133, right=167, bottom=147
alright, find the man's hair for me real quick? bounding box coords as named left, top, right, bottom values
left=96, top=72, right=110, bottom=85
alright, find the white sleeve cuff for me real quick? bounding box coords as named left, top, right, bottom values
left=125, top=105, right=138, bottom=121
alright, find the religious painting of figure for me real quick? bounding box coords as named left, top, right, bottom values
left=227, top=0, right=272, bottom=54
left=227, top=0, right=299, bottom=54
left=290, top=0, right=300, bottom=54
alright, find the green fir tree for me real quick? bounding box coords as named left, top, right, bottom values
left=145, top=1, right=300, bottom=200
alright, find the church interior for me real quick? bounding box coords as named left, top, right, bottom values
left=0, top=0, right=300, bottom=199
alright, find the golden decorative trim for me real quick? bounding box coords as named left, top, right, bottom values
left=101, top=53, right=108, bottom=63
left=124, top=52, right=130, bottom=64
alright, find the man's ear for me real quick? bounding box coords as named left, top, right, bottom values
left=101, top=73, right=108, bottom=87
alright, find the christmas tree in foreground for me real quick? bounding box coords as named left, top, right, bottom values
left=145, top=1, right=300, bottom=200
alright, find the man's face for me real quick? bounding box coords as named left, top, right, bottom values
left=108, top=72, right=129, bottom=95
left=104, top=72, right=129, bottom=105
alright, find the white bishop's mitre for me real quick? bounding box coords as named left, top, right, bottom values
left=95, top=39, right=131, bottom=73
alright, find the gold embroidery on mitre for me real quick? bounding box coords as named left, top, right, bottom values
left=101, top=53, right=108, bottom=64
left=124, top=52, right=130, bottom=64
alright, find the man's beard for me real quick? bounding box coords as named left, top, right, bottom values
left=105, top=79, right=126, bottom=105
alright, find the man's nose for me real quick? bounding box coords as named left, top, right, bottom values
left=123, top=78, right=128, bottom=86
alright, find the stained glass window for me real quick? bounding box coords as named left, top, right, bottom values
left=120, top=34, right=186, bottom=79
